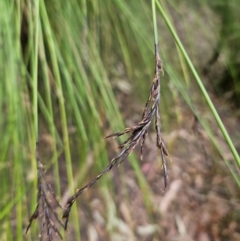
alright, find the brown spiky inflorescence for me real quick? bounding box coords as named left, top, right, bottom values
left=26, top=44, right=169, bottom=237
left=62, top=44, right=169, bottom=229
left=26, top=142, right=64, bottom=241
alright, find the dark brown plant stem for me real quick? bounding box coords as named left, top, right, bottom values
left=26, top=142, right=64, bottom=241
left=62, top=43, right=169, bottom=229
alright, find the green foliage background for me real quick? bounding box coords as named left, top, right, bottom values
left=0, top=0, right=239, bottom=240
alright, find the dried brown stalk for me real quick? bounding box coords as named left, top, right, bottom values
left=26, top=142, right=64, bottom=241
left=62, top=44, right=169, bottom=229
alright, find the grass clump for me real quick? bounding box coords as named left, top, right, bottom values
left=1, top=0, right=240, bottom=240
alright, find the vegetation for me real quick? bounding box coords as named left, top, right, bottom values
left=1, top=0, right=239, bottom=240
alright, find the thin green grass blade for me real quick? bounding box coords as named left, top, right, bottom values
left=40, top=1, right=82, bottom=240
left=156, top=0, right=240, bottom=168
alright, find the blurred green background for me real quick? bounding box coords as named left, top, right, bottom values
left=1, top=0, right=240, bottom=240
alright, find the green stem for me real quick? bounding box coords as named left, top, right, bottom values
left=152, top=0, right=158, bottom=45
left=40, top=2, right=81, bottom=240
left=155, top=0, right=240, bottom=168
left=33, top=0, right=39, bottom=142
